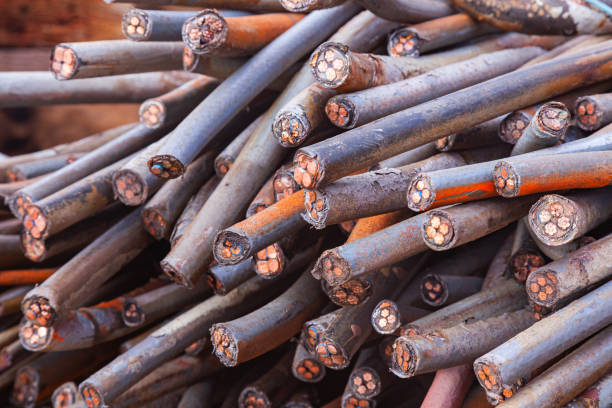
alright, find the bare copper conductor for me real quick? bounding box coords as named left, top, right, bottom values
left=139, top=100, right=166, bottom=129
left=422, top=212, right=454, bottom=249
left=294, top=153, right=321, bottom=189
left=254, top=243, right=286, bottom=279
left=387, top=29, right=420, bottom=57
left=309, top=42, right=350, bottom=88
left=50, top=45, right=78, bottom=80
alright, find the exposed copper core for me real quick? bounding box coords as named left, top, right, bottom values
left=576, top=97, right=601, bottom=131
left=13, top=193, right=33, bottom=219
left=211, top=325, right=238, bottom=366
left=325, top=99, right=353, bottom=128
left=407, top=175, right=434, bottom=212
left=23, top=205, right=49, bottom=241
left=216, top=233, right=248, bottom=264
left=317, top=252, right=350, bottom=286
left=7, top=169, right=25, bottom=183
left=294, top=357, right=324, bottom=382
left=350, top=367, right=381, bottom=398
left=254, top=243, right=286, bottom=278
left=511, top=252, right=546, bottom=283
left=421, top=274, right=446, bottom=305
left=24, top=297, right=55, bottom=327
left=273, top=112, right=308, bottom=146
left=499, top=111, right=530, bottom=144
left=139, top=100, right=166, bottom=129
left=183, top=46, right=197, bottom=71
left=379, top=337, right=395, bottom=367
left=81, top=385, right=104, bottom=408
left=493, top=162, right=519, bottom=197
left=280, top=0, right=317, bottom=12
left=239, top=387, right=270, bottom=408
left=50, top=45, right=77, bottom=80
left=435, top=135, right=452, bottom=151
left=113, top=171, right=146, bottom=206
left=11, top=367, right=38, bottom=407
left=160, top=261, right=190, bottom=287
left=19, top=319, right=52, bottom=351
left=294, top=153, right=320, bottom=189
left=148, top=155, right=184, bottom=179
left=303, top=189, right=328, bottom=228
left=182, top=10, right=227, bottom=54
left=122, top=10, right=149, bottom=40
left=310, top=42, right=350, bottom=88
left=399, top=325, right=421, bottom=338
left=142, top=208, right=166, bottom=239
left=387, top=28, right=420, bottom=57
left=391, top=338, right=415, bottom=378
left=536, top=102, right=570, bottom=137
left=273, top=170, right=299, bottom=202
left=328, top=278, right=371, bottom=306
left=343, top=394, right=374, bottom=408
left=474, top=362, right=502, bottom=394
left=371, top=300, right=401, bottom=334
left=531, top=302, right=551, bottom=321
left=315, top=338, right=347, bottom=369
left=206, top=271, right=225, bottom=294
left=527, top=269, right=559, bottom=307
left=53, top=383, right=78, bottom=408
left=529, top=195, right=577, bottom=245
left=21, top=230, right=46, bottom=262
left=422, top=213, right=454, bottom=248
left=304, top=323, right=323, bottom=352
left=216, top=159, right=231, bottom=175
left=122, top=300, right=145, bottom=327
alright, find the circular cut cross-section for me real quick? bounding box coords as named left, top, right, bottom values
left=210, top=324, right=238, bottom=366
left=239, top=386, right=271, bottom=408
left=310, top=42, right=351, bottom=88
left=371, top=300, right=401, bottom=334
left=273, top=111, right=309, bottom=147
left=407, top=174, right=434, bottom=212
left=148, top=155, right=185, bottom=179
left=214, top=229, right=251, bottom=265
left=11, top=367, right=39, bottom=407
left=391, top=337, right=416, bottom=378
left=122, top=9, right=151, bottom=40
left=499, top=111, right=530, bottom=144
left=387, top=29, right=421, bottom=57
left=493, top=161, right=519, bottom=198
left=528, top=194, right=578, bottom=245
left=316, top=251, right=351, bottom=286
left=50, top=45, right=78, bottom=80
left=254, top=243, right=286, bottom=279
left=293, top=355, right=325, bottom=383
left=325, top=98, right=354, bottom=129
left=19, top=318, right=52, bottom=351
left=533, top=102, right=570, bottom=139
left=575, top=96, right=602, bottom=131
left=23, top=296, right=55, bottom=327
left=80, top=384, right=105, bottom=408
left=526, top=269, right=559, bottom=307
left=182, top=10, right=228, bottom=54
left=315, top=337, right=349, bottom=369
left=52, top=382, right=79, bottom=408
left=294, top=153, right=321, bottom=189
left=350, top=367, right=381, bottom=398
left=421, top=274, right=448, bottom=306
left=139, top=100, right=166, bottom=129
left=422, top=211, right=455, bottom=250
